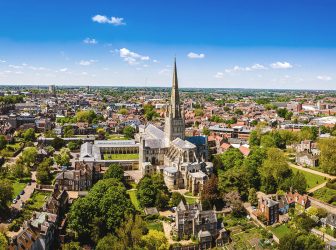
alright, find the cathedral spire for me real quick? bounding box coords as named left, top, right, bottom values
left=171, top=57, right=180, bottom=118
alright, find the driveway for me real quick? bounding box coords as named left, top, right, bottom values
left=11, top=171, right=37, bottom=211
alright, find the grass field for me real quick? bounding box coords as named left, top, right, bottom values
left=12, top=182, right=26, bottom=198
left=127, top=189, right=142, bottom=211
left=313, top=187, right=336, bottom=204
left=271, top=224, right=292, bottom=239
left=104, top=153, right=139, bottom=160
left=290, top=166, right=326, bottom=190
left=147, top=221, right=164, bottom=232
left=106, top=134, right=126, bottom=140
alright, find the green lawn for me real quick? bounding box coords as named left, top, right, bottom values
left=184, top=196, right=197, bottom=204
left=27, top=191, right=48, bottom=210
left=104, top=153, right=139, bottom=160
left=290, top=166, right=326, bottom=190
left=271, top=224, right=292, bottom=239
left=106, top=134, right=126, bottom=140
left=147, top=221, right=164, bottom=232
left=312, top=187, right=336, bottom=204
left=12, top=181, right=26, bottom=198
left=127, top=189, right=142, bottom=211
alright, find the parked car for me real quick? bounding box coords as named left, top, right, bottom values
left=20, top=190, right=25, bottom=195
left=12, top=199, right=17, bottom=204
left=27, top=182, right=31, bottom=186
left=16, top=195, right=20, bottom=200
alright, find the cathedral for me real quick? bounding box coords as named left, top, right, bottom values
left=138, top=59, right=213, bottom=195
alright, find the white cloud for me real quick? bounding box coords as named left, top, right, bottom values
left=187, top=52, right=205, bottom=59
left=8, top=64, right=23, bottom=69
left=270, top=61, right=293, bottom=69
left=59, top=68, right=68, bottom=72
left=0, top=59, right=6, bottom=63
left=83, top=38, right=98, bottom=44
left=29, top=66, right=47, bottom=71
left=158, top=69, right=170, bottom=75
left=119, top=48, right=150, bottom=65
left=317, top=75, right=332, bottom=81
left=79, top=59, right=97, bottom=66
left=92, top=15, right=126, bottom=26
left=224, top=63, right=266, bottom=73
left=214, top=72, right=224, bottom=79
left=251, top=63, right=267, bottom=70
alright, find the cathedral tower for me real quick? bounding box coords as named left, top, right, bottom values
left=164, top=58, right=185, bottom=141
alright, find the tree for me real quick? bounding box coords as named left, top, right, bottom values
left=143, top=104, right=159, bottom=121
left=63, top=126, right=75, bottom=138
left=259, top=148, right=291, bottom=193
left=281, top=171, right=307, bottom=194
left=68, top=179, right=134, bottom=243
left=0, top=136, right=7, bottom=150
left=260, top=134, right=276, bottom=148
left=248, top=188, right=258, bottom=206
left=23, top=128, right=36, bottom=142
left=249, top=130, right=261, bottom=146
left=216, top=148, right=244, bottom=171
left=51, top=137, right=66, bottom=150
left=36, top=158, right=53, bottom=184
left=223, top=191, right=244, bottom=216
left=194, top=109, right=204, bottom=117
left=0, top=232, right=8, bottom=250
left=201, top=176, right=221, bottom=209
left=319, top=138, right=336, bottom=174
left=54, top=148, right=71, bottom=166
left=0, top=179, right=13, bottom=212
left=169, top=192, right=186, bottom=207
left=299, top=126, right=318, bottom=141
left=21, top=147, right=38, bottom=168
left=104, top=164, right=124, bottom=182
left=115, top=214, right=146, bottom=249
left=141, top=230, right=169, bottom=250
left=76, top=110, right=97, bottom=124
left=123, top=126, right=135, bottom=139
left=137, top=174, right=170, bottom=209
left=62, top=242, right=81, bottom=250
left=96, top=234, right=123, bottom=250
left=202, top=127, right=210, bottom=136
left=11, top=163, right=29, bottom=179
left=280, top=231, right=324, bottom=250
left=118, top=108, right=128, bottom=115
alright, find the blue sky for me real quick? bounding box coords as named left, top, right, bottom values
left=0, top=0, right=336, bottom=89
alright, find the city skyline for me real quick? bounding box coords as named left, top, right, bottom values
left=1, top=0, right=336, bottom=89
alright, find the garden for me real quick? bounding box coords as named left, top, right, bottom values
left=290, top=166, right=326, bottom=190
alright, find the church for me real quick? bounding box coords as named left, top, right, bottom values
left=138, top=59, right=212, bottom=195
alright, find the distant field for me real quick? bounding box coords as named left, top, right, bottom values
left=290, top=166, right=326, bottom=190
left=103, top=153, right=139, bottom=160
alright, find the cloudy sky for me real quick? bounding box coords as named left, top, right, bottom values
left=0, top=0, right=336, bottom=89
